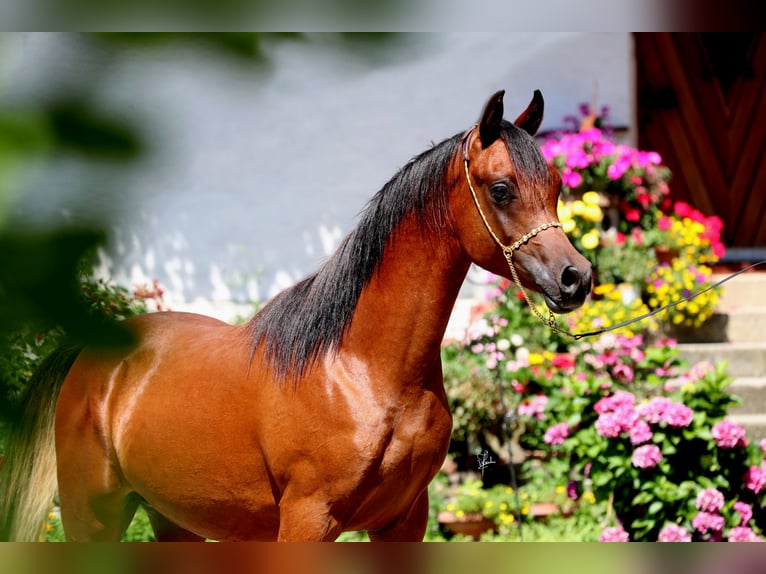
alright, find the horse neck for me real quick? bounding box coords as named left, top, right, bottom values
left=341, top=212, right=470, bottom=386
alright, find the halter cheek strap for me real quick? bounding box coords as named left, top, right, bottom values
left=461, top=127, right=564, bottom=332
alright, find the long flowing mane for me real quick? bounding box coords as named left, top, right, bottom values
left=247, top=121, right=550, bottom=380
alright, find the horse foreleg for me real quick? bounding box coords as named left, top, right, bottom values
left=368, top=489, right=429, bottom=542
left=276, top=497, right=343, bottom=542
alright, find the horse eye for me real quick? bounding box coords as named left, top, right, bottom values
left=490, top=183, right=513, bottom=206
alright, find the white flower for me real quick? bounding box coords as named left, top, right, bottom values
left=516, top=347, right=529, bottom=362
left=496, top=339, right=511, bottom=352
left=510, top=334, right=524, bottom=347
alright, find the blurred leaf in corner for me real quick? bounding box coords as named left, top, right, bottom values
left=46, top=99, right=143, bottom=161
left=0, top=228, right=135, bottom=348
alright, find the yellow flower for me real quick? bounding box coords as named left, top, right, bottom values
left=562, top=219, right=577, bottom=234
left=582, top=191, right=601, bottom=206
left=455, top=510, right=465, bottom=519
left=528, top=353, right=544, bottom=366
left=581, top=229, right=600, bottom=250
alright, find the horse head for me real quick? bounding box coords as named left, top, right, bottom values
left=456, top=89, right=592, bottom=314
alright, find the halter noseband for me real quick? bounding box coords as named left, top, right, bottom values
left=461, top=126, right=564, bottom=332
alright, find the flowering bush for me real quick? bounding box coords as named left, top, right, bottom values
left=541, top=127, right=671, bottom=231
left=556, top=193, right=604, bottom=267
left=645, top=201, right=726, bottom=264
left=528, top=339, right=766, bottom=542
left=568, top=283, right=654, bottom=337
left=645, top=260, right=719, bottom=328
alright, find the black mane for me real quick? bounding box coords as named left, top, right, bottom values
left=247, top=121, right=550, bottom=382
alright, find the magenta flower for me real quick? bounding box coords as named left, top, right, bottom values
left=594, top=390, right=636, bottom=414
left=657, top=523, right=692, bottom=542
left=733, top=501, right=753, bottom=526
left=631, top=445, right=663, bottom=469
left=599, top=525, right=629, bottom=542
left=743, top=465, right=766, bottom=493
left=728, top=526, right=761, bottom=542
left=695, top=489, right=724, bottom=513
left=596, top=412, right=623, bottom=438
left=662, top=403, right=694, bottom=427
left=711, top=420, right=748, bottom=449
left=544, top=422, right=570, bottom=446
left=760, top=438, right=766, bottom=458
left=692, top=511, right=725, bottom=534
left=629, top=420, right=653, bottom=445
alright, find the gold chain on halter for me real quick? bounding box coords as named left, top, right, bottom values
left=461, top=152, right=564, bottom=333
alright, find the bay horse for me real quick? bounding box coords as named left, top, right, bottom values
left=0, top=89, right=591, bottom=541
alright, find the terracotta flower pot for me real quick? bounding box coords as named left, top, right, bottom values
left=438, top=511, right=496, bottom=540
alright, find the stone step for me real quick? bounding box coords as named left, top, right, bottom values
left=713, top=272, right=766, bottom=311
left=678, top=341, right=766, bottom=378
left=725, top=308, right=766, bottom=342
left=728, top=378, right=766, bottom=415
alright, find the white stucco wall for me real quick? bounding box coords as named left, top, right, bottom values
left=3, top=32, right=633, bottom=320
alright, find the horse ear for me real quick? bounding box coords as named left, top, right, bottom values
left=514, top=90, right=544, bottom=136
left=479, top=90, right=505, bottom=147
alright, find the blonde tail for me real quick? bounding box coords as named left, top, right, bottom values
left=0, top=346, right=80, bottom=541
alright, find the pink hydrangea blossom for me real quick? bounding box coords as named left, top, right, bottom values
left=743, top=465, right=766, bottom=493
left=594, top=390, right=636, bottom=414
left=599, top=525, right=629, bottom=542
left=657, top=523, right=692, bottom=542
left=728, top=526, right=761, bottom=542
left=692, top=511, right=725, bottom=534
left=733, top=501, right=753, bottom=526
left=544, top=422, right=570, bottom=446
left=662, top=402, right=694, bottom=427
left=636, top=396, right=673, bottom=424
left=632, top=445, right=663, bottom=469
left=629, top=420, right=653, bottom=445
left=596, top=412, right=624, bottom=438
left=712, top=420, right=748, bottom=449
left=695, top=488, right=724, bottom=513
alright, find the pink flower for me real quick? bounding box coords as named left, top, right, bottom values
left=599, top=525, right=629, bottom=542
left=743, top=465, right=766, bottom=493
left=692, top=511, right=725, bottom=534
left=517, top=395, right=549, bottom=420
left=760, top=438, right=766, bottom=458
left=695, top=488, right=725, bottom=513
left=632, top=445, right=663, bottom=469
left=733, top=501, right=753, bottom=526
left=544, top=422, right=570, bottom=446
left=712, top=420, right=748, bottom=449
left=662, top=403, right=694, bottom=427
left=658, top=523, right=692, bottom=542
left=561, top=168, right=583, bottom=189
left=728, top=526, right=761, bottom=542
left=594, top=390, right=636, bottom=414
left=658, top=215, right=673, bottom=231
left=629, top=420, right=653, bottom=445
left=596, top=412, right=623, bottom=438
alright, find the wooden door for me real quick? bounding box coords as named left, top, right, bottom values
left=635, top=33, right=766, bottom=250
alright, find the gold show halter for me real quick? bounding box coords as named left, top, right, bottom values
left=460, top=126, right=766, bottom=340
left=460, top=127, right=566, bottom=334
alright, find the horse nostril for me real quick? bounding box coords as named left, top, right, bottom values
left=561, top=265, right=581, bottom=293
